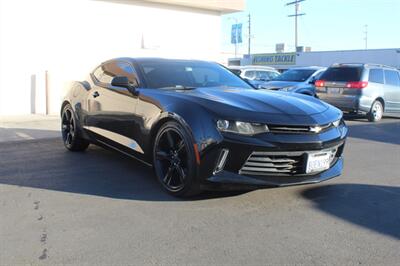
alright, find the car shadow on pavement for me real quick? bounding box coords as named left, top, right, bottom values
left=0, top=138, right=247, bottom=202
left=301, top=184, right=400, bottom=239
left=346, top=120, right=400, bottom=145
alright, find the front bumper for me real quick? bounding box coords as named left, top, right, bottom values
left=199, top=123, right=347, bottom=190
left=318, top=94, right=361, bottom=112
left=205, top=157, right=343, bottom=189
left=317, top=94, right=373, bottom=113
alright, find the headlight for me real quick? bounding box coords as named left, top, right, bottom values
left=216, top=120, right=269, bottom=135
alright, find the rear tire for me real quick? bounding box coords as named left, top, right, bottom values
left=61, top=104, right=90, bottom=151
left=367, top=100, right=383, bottom=122
left=153, top=121, right=201, bottom=197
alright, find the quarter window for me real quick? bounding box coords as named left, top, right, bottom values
left=93, top=66, right=104, bottom=81
left=384, top=70, right=400, bottom=86
left=368, top=69, right=384, bottom=84
left=96, top=61, right=139, bottom=87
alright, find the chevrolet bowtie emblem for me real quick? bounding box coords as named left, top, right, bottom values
left=309, top=126, right=322, bottom=133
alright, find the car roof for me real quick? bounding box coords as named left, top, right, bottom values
left=102, top=57, right=216, bottom=65
left=330, top=63, right=398, bottom=70
left=228, top=65, right=278, bottom=70
left=287, top=66, right=326, bottom=71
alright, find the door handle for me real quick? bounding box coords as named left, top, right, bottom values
left=92, top=91, right=100, bottom=98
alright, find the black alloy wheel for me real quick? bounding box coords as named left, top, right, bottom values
left=153, top=121, right=199, bottom=197
left=61, top=104, right=89, bottom=151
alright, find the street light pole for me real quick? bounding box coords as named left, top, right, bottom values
left=287, top=0, right=306, bottom=51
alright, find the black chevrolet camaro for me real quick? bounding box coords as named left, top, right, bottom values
left=61, top=58, right=348, bottom=197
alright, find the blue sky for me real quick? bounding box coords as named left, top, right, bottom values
left=221, top=0, right=400, bottom=54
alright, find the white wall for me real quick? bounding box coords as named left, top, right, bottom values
left=0, top=0, right=221, bottom=115
left=296, top=49, right=400, bottom=69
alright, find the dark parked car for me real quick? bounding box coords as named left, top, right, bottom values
left=61, top=58, right=347, bottom=197
left=260, top=66, right=326, bottom=97
left=316, top=63, right=400, bottom=121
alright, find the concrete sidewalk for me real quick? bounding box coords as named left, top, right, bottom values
left=0, top=115, right=60, bottom=142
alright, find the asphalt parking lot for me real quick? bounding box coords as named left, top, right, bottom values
left=0, top=116, right=399, bottom=265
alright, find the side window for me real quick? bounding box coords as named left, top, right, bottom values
left=255, top=71, right=270, bottom=80
left=244, top=71, right=255, bottom=79
left=99, top=63, right=116, bottom=84
left=313, top=70, right=325, bottom=80
left=269, top=72, right=280, bottom=79
left=369, top=69, right=384, bottom=84
left=99, top=61, right=139, bottom=87
left=384, top=70, right=400, bottom=86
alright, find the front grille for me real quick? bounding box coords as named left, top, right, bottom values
left=268, top=123, right=332, bottom=134
left=239, top=151, right=304, bottom=176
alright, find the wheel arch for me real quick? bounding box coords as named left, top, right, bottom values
left=147, top=109, right=221, bottom=163
left=60, top=100, right=71, bottom=116
left=375, top=97, right=385, bottom=111
left=149, top=112, right=199, bottom=148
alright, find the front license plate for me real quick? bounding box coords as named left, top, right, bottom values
left=306, top=152, right=331, bottom=173
left=327, top=87, right=342, bottom=94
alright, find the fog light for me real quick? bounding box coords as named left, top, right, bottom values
left=213, top=149, right=229, bottom=174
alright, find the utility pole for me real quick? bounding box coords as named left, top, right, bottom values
left=286, top=0, right=306, bottom=51
left=248, top=14, right=251, bottom=55
left=364, top=24, right=368, bottom=49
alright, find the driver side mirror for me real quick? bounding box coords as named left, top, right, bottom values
left=111, top=76, right=137, bottom=94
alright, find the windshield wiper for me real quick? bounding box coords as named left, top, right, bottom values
left=159, top=85, right=197, bottom=90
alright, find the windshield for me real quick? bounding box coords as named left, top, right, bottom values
left=272, top=69, right=316, bottom=82
left=140, top=61, right=253, bottom=89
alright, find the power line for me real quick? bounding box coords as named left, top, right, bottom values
left=286, top=0, right=306, bottom=51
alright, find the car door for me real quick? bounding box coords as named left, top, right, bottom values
left=383, top=69, right=400, bottom=112
left=86, top=60, right=144, bottom=155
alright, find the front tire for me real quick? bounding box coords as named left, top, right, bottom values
left=61, top=104, right=89, bottom=151
left=153, top=121, right=200, bottom=197
left=367, top=100, right=383, bottom=122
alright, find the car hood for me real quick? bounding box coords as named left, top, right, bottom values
left=261, top=81, right=302, bottom=90
left=149, top=87, right=339, bottom=125
left=182, top=87, right=326, bottom=114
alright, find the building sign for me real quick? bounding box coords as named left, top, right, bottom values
left=253, top=53, right=296, bottom=65
left=231, top=23, right=242, bottom=44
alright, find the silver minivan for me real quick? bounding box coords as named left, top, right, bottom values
left=316, top=63, right=400, bottom=121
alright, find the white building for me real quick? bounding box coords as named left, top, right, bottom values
left=236, top=48, right=400, bottom=71
left=0, top=0, right=244, bottom=115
